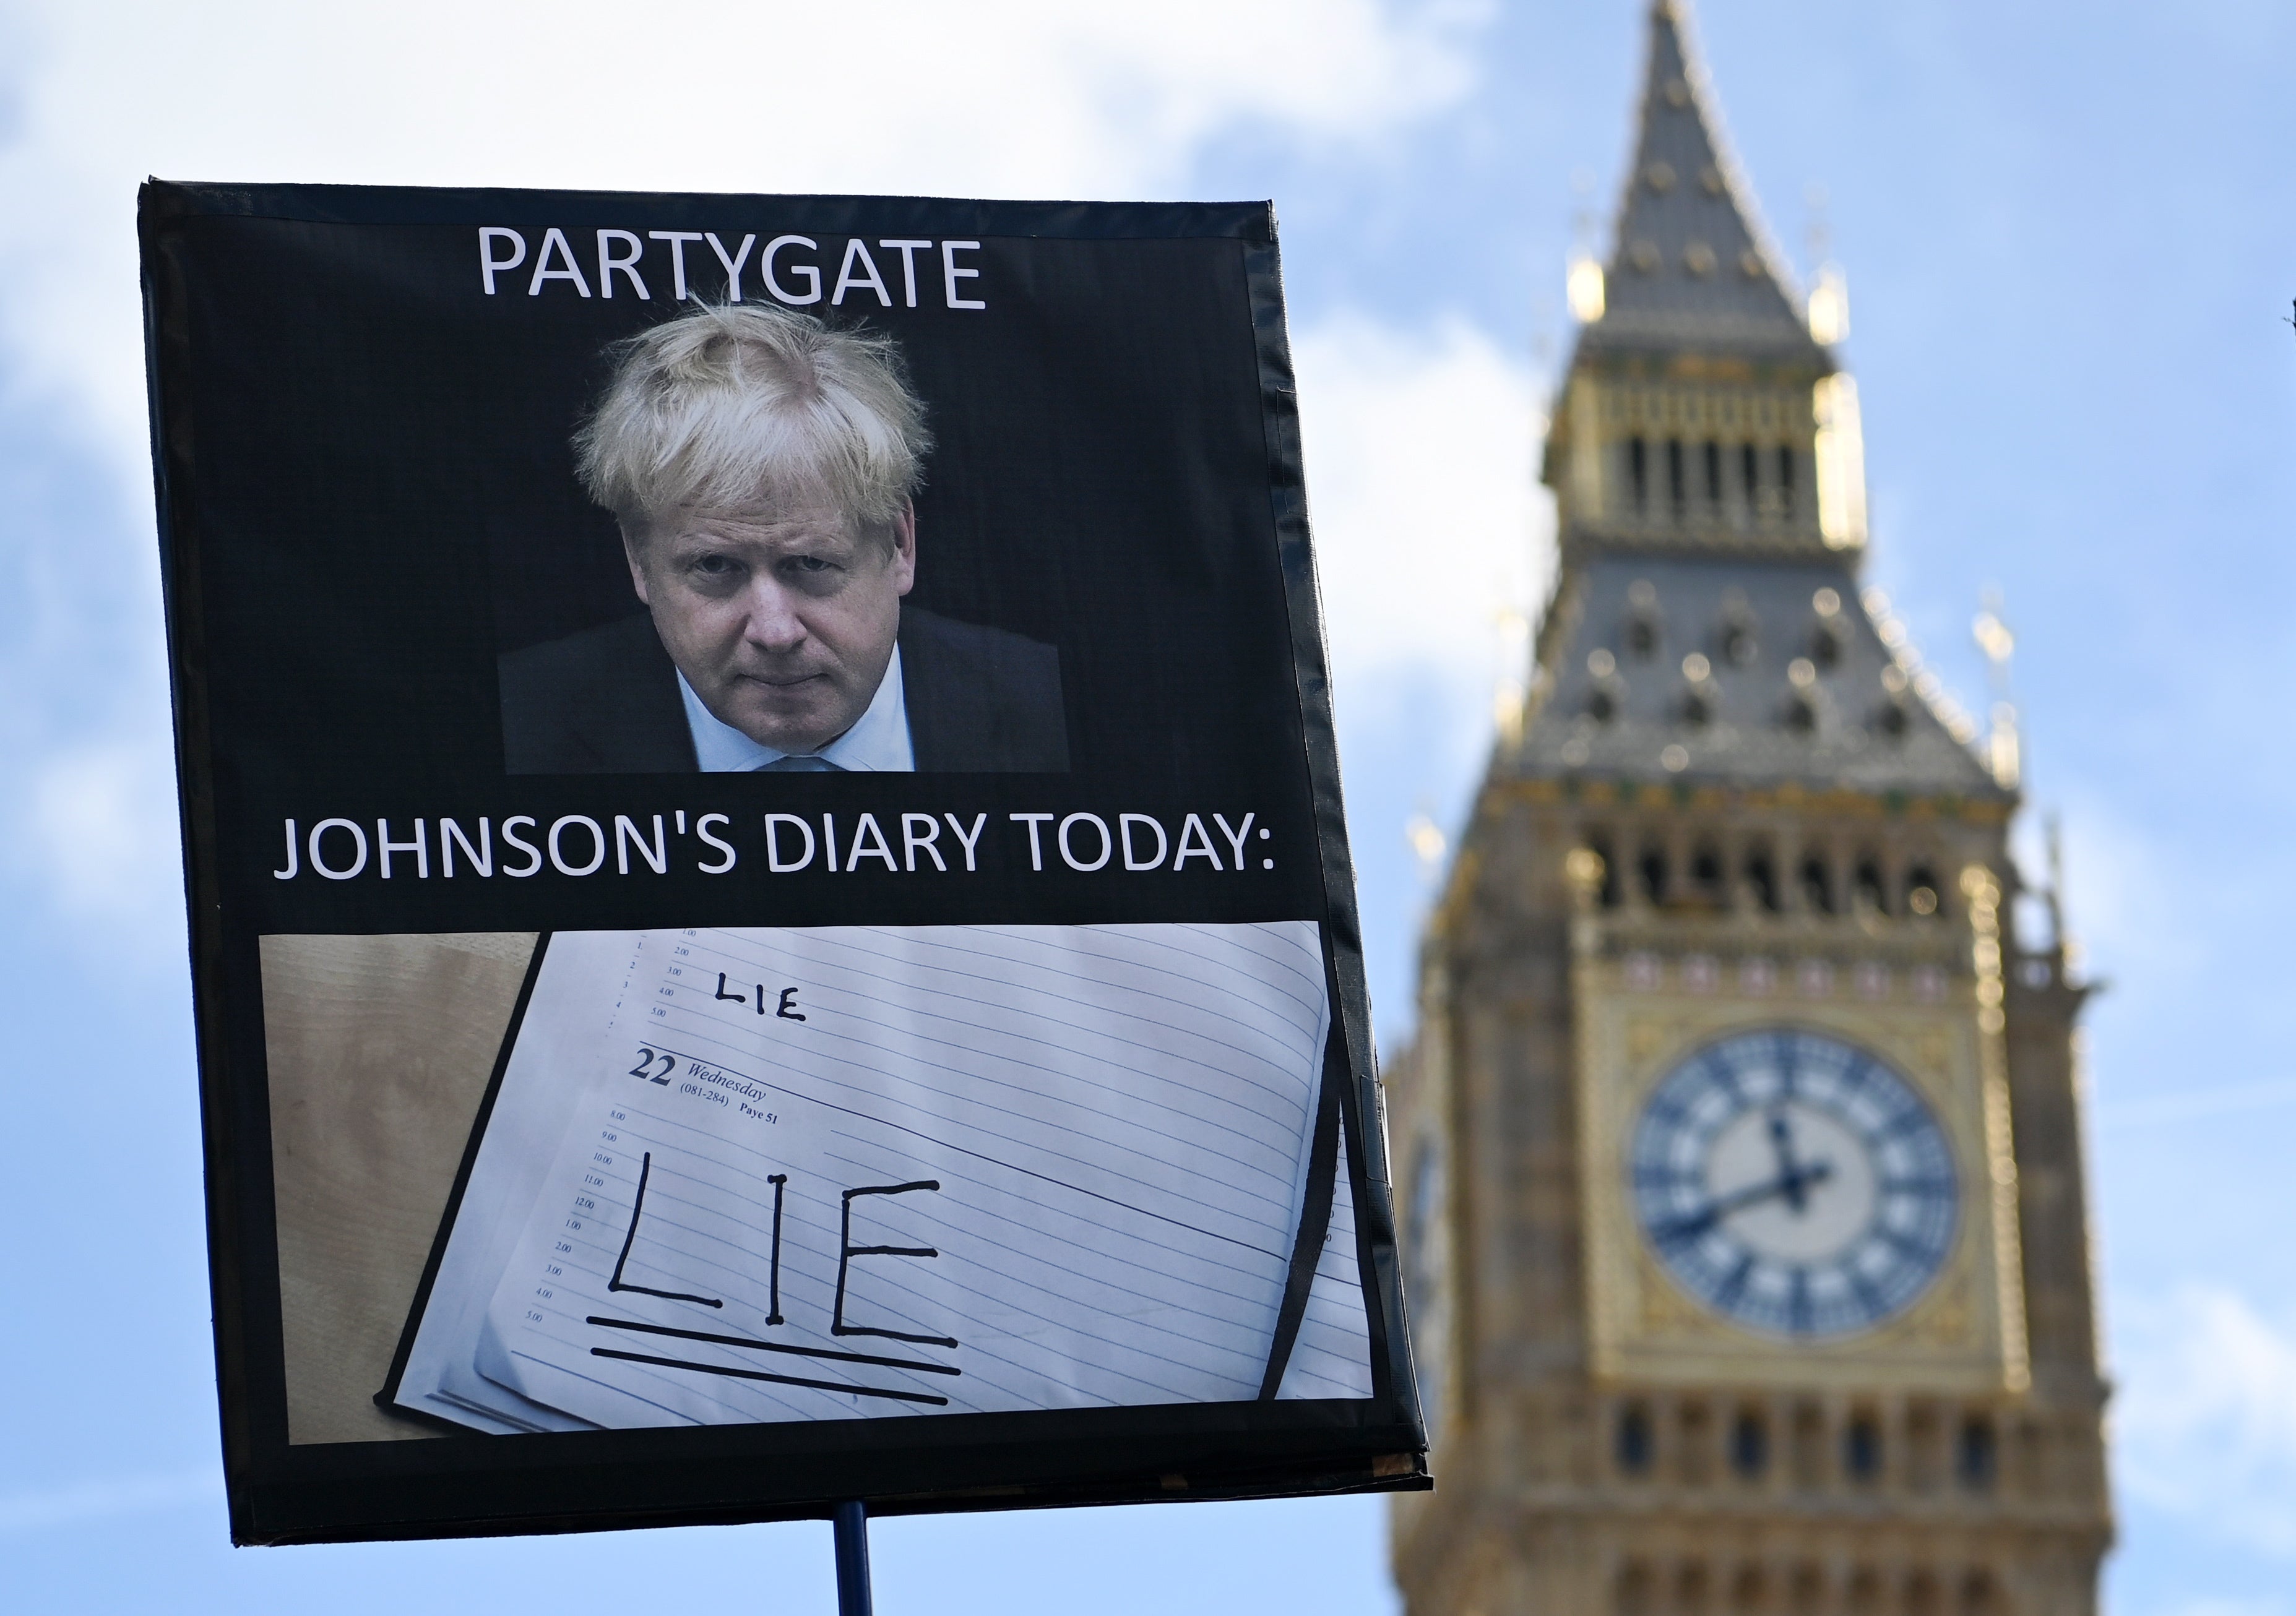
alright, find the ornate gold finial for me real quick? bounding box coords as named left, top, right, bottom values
left=1407, top=812, right=1449, bottom=893
left=1973, top=593, right=2019, bottom=789
left=1564, top=847, right=1607, bottom=911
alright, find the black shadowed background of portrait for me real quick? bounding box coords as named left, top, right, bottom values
left=160, top=196, right=1332, bottom=935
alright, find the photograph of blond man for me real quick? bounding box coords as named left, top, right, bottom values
left=500, top=304, right=1068, bottom=773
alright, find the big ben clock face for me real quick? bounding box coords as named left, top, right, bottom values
left=1629, top=1028, right=1957, bottom=1338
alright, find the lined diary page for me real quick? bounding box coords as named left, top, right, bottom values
left=400, top=922, right=1365, bottom=1430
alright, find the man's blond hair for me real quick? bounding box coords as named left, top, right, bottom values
left=575, top=302, right=931, bottom=539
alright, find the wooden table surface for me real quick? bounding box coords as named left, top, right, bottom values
left=259, top=932, right=537, bottom=1445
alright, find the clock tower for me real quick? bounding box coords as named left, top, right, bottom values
left=1386, top=6, right=2112, bottom=1613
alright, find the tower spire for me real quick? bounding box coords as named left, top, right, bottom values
left=1541, top=0, right=1865, bottom=566
left=1586, top=0, right=1821, bottom=361
left=1524, top=0, right=1990, bottom=797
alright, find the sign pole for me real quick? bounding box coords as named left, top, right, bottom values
left=833, top=1499, right=874, bottom=1616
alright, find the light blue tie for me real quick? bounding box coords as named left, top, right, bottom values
left=757, top=754, right=844, bottom=772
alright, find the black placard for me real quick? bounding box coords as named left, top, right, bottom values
left=142, top=181, right=1423, bottom=1545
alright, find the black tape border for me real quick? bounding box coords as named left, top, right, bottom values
left=1237, top=221, right=1423, bottom=1440
left=138, top=178, right=1275, bottom=243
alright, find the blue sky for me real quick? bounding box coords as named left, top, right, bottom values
left=2, top=2, right=2291, bottom=1611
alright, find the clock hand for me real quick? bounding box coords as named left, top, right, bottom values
left=1649, top=1159, right=1836, bottom=1244
left=1781, top=1156, right=1832, bottom=1214
left=1770, top=1112, right=1824, bottom=1213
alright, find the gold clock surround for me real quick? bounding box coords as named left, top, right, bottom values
left=1575, top=947, right=2030, bottom=1395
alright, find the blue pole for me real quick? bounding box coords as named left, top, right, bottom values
left=833, top=1499, right=873, bottom=1616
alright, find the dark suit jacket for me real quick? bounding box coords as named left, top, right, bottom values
left=499, top=606, right=1069, bottom=774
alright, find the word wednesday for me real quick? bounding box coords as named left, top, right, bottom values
left=267, top=809, right=1279, bottom=881
left=476, top=226, right=989, bottom=309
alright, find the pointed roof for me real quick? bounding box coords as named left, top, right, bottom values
left=1505, top=553, right=2005, bottom=798
left=1497, top=6, right=1990, bottom=798
left=1582, top=1, right=1826, bottom=363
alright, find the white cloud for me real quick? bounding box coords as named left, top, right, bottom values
left=0, top=0, right=1492, bottom=471
left=1287, top=314, right=1547, bottom=1031
left=2116, top=1283, right=2296, bottom=1558
left=1292, top=311, right=1550, bottom=719
left=22, top=737, right=183, bottom=930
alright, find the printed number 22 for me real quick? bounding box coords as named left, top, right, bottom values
left=628, top=1047, right=674, bottom=1085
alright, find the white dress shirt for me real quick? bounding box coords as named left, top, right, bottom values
left=677, top=648, right=916, bottom=772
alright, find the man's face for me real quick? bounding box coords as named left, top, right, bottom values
left=625, top=501, right=915, bottom=755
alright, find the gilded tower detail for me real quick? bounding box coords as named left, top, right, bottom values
left=1386, top=7, right=2112, bottom=1613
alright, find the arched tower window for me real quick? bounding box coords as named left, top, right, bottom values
left=1730, top=1409, right=1768, bottom=1479
left=1960, top=1572, right=2000, bottom=1616
left=1742, top=850, right=1779, bottom=912
left=1688, top=845, right=1726, bottom=907
left=1845, top=1568, right=1884, bottom=1616
left=1616, top=1403, right=1655, bottom=1476
left=1843, top=1412, right=1883, bottom=1483
left=1776, top=444, right=1797, bottom=517
left=1957, top=1416, right=1998, bottom=1491
left=1626, top=580, right=1660, bottom=657
left=1906, top=1572, right=1941, bottom=1616
left=1800, top=857, right=1834, bottom=915
left=1675, top=1562, right=1712, bottom=1616
left=1854, top=857, right=1887, bottom=914
left=1809, top=624, right=1841, bottom=671
left=1740, top=442, right=1760, bottom=509
left=1639, top=848, right=1669, bottom=906
left=1628, top=436, right=1649, bottom=513
left=1703, top=439, right=1724, bottom=506
left=1729, top=1565, right=1766, bottom=1616
left=1667, top=437, right=1687, bottom=517
left=1616, top=1560, right=1655, bottom=1616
